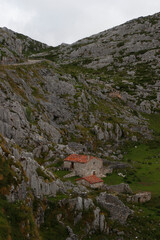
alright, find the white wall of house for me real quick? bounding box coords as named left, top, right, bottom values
left=64, top=158, right=103, bottom=177
left=85, top=158, right=103, bottom=177
left=64, top=161, right=72, bottom=169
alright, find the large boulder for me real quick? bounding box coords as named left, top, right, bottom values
left=104, top=183, right=133, bottom=194
left=127, top=192, right=151, bottom=203
left=96, top=192, right=133, bottom=224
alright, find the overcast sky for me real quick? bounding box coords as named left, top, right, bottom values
left=0, top=0, right=159, bottom=46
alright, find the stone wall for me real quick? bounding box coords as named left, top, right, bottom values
left=64, top=158, right=103, bottom=177
left=85, top=158, right=103, bottom=177
left=64, top=161, right=72, bottom=169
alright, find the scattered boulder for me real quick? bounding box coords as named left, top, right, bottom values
left=75, top=197, right=83, bottom=211
left=103, top=167, right=113, bottom=174
left=96, top=192, right=133, bottom=224
left=127, top=192, right=151, bottom=203
left=105, top=161, right=131, bottom=170
left=104, top=183, right=133, bottom=194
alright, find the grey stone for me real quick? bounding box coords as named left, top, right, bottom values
left=0, top=146, right=3, bottom=155
left=75, top=197, right=83, bottom=211
left=96, top=192, right=133, bottom=224
left=94, top=125, right=105, bottom=140
left=84, top=198, right=94, bottom=210
left=93, top=207, right=101, bottom=230
left=38, top=119, right=61, bottom=143
left=35, top=205, right=44, bottom=227
left=132, top=136, right=138, bottom=142
left=12, top=148, right=20, bottom=161
left=74, top=212, right=82, bottom=225
left=68, top=142, right=86, bottom=153
left=105, top=183, right=133, bottom=194
left=93, top=207, right=108, bottom=233
left=66, top=226, right=78, bottom=240
left=127, top=192, right=151, bottom=203
left=7, top=180, right=27, bottom=202
left=100, top=214, right=107, bottom=233
left=20, top=151, right=58, bottom=197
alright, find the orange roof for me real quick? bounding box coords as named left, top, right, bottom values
left=76, top=175, right=103, bottom=184
left=64, top=154, right=101, bottom=163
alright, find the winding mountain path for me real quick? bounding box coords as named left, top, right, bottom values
left=8, top=59, right=43, bottom=66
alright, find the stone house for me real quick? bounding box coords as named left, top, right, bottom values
left=76, top=175, right=104, bottom=189
left=64, top=154, right=103, bottom=177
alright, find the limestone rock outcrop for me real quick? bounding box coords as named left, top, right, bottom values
left=93, top=207, right=109, bottom=233
left=127, top=192, right=151, bottom=203
left=96, top=192, right=133, bottom=224
left=104, top=183, right=133, bottom=194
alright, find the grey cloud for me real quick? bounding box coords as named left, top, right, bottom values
left=0, top=0, right=159, bottom=46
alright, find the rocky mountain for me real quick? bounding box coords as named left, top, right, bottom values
left=0, top=12, right=160, bottom=240
left=0, top=27, right=50, bottom=63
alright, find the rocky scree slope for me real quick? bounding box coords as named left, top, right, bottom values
left=1, top=14, right=160, bottom=159
left=55, top=12, right=160, bottom=70
left=0, top=12, right=160, bottom=240
left=42, top=12, right=160, bottom=115
left=0, top=134, right=135, bottom=240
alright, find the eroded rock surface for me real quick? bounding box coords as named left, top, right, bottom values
left=96, top=192, right=133, bottom=224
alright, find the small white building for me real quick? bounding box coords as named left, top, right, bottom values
left=64, top=154, right=103, bottom=177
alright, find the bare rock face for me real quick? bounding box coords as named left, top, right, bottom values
left=93, top=207, right=109, bottom=233
left=96, top=192, right=133, bottom=224
left=60, top=197, right=94, bottom=212
left=104, top=183, right=133, bottom=194
left=7, top=180, right=28, bottom=202
left=38, top=119, right=61, bottom=143
left=84, top=198, right=94, bottom=210
left=74, top=212, right=82, bottom=225
left=0, top=27, right=49, bottom=64
left=20, top=151, right=58, bottom=198
left=35, top=205, right=45, bottom=227
left=59, top=12, right=160, bottom=72
left=127, top=192, right=151, bottom=203
left=66, top=226, right=78, bottom=240
left=0, top=103, right=29, bottom=145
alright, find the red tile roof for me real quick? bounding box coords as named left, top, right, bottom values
left=64, top=154, right=102, bottom=163
left=76, top=175, right=103, bottom=184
